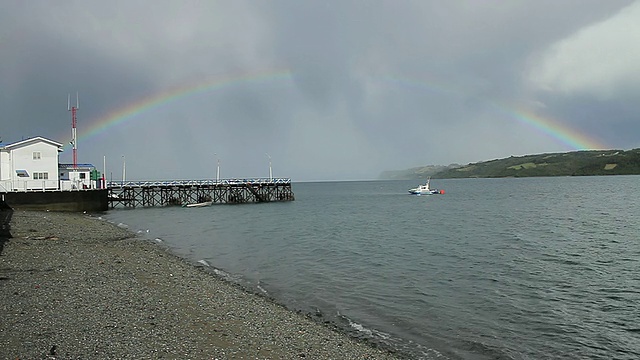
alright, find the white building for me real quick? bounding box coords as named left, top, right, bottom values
left=0, top=137, right=63, bottom=191
left=59, top=163, right=100, bottom=190
left=0, top=136, right=98, bottom=192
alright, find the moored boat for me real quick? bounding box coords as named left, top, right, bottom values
left=184, top=201, right=213, bottom=208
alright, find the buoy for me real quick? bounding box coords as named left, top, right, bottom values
left=440, top=189, right=445, bottom=194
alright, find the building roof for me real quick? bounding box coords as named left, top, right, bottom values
left=59, top=163, right=95, bottom=170
left=1, top=136, right=64, bottom=150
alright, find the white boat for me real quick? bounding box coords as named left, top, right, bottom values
left=184, top=201, right=213, bottom=208
left=408, top=177, right=444, bottom=195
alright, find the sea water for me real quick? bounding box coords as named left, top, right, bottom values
left=104, top=176, right=640, bottom=359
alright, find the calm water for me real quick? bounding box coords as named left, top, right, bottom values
left=104, top=176, right=640, bottom=359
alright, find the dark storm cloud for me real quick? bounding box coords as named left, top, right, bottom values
left=1, top=0, right=638, bottom=181
left=0, top=1, right=162, bottom=143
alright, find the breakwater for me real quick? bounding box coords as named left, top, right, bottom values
left=1, top=190, right=108, bottom=212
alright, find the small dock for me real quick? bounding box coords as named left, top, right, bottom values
left=107, top=178, right=294, bottom=208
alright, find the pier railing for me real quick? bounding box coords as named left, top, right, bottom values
left=0, top=180, right=96, bottom=192
left=106, top=177, right=291, bottom=188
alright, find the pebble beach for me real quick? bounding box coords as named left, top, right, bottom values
left=0, top=210, right=403, bottom=360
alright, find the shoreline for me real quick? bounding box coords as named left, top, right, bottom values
left=0, top=210, right=404, bottom=359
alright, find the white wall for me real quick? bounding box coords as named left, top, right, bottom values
left=0, top=152, right=9, bottom=181
left=0, top=152, right=10, bottom=191
left=6, top=141, right=60, bottom=190
left=59, top=169, right=95, bottom=190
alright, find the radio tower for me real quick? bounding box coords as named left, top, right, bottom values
left=68, top=93, right=79, bottom=169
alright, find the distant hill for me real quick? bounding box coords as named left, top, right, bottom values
left=380, top=149, right=640, bottom=179
left=379, top=164, right=461, bottom=180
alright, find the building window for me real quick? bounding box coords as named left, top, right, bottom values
left=33, top=172, right=49, bottom=180
left=80, top=173, right=86, bottom=179
left=16, top=169, right=29, bottom=177
left=33, top=152, right=41, bottom=160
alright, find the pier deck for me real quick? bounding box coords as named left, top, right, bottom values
left=107, top=178, right=294, bottom=208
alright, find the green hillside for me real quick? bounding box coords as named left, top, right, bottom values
left=380, top=149, right=640, bottom=179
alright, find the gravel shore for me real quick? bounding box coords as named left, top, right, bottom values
left=0, top=210, right=404, bottom=360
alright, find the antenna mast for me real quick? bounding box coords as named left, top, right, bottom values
left=68, top=93, right=79, bottom=169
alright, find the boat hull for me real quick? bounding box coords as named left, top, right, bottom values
left=408, top=189, right=439, bottom=195
left=184, top=201, right=213, bottom=208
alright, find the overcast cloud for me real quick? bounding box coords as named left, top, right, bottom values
left=1, top=0, right=638, bottom=181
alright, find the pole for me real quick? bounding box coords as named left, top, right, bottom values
left=68, top=93, right=79, bottom=170
left=266, top=153, right=272, bottom=181
left=215, top=153, right=220, bottom=182
left=103, top=155, right=106, bottom=188
left=122, top=155, right=126, bottom=186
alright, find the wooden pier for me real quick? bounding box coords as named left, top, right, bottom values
left=107, top=178, right=294, bottom=208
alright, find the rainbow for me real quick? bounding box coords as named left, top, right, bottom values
left=376, top=76, right=608, bottom=150
left=63, top=69, right=293, bottom=144
left=61, top=72, right=609, bottom=152
left=492, top=104, right=608, bottom=150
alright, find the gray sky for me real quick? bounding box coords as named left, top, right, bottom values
left=1, top=0, right=638, bottom=181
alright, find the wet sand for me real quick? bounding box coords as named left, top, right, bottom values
left=0, top=210, right=403, bottom=359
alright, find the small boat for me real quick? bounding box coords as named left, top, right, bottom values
left=408, top=177, right=444, bottom=195
left=184, top=201, right=213, bottom=208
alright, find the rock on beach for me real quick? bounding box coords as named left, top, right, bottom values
left=0, top=210, right=403, bottom=359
